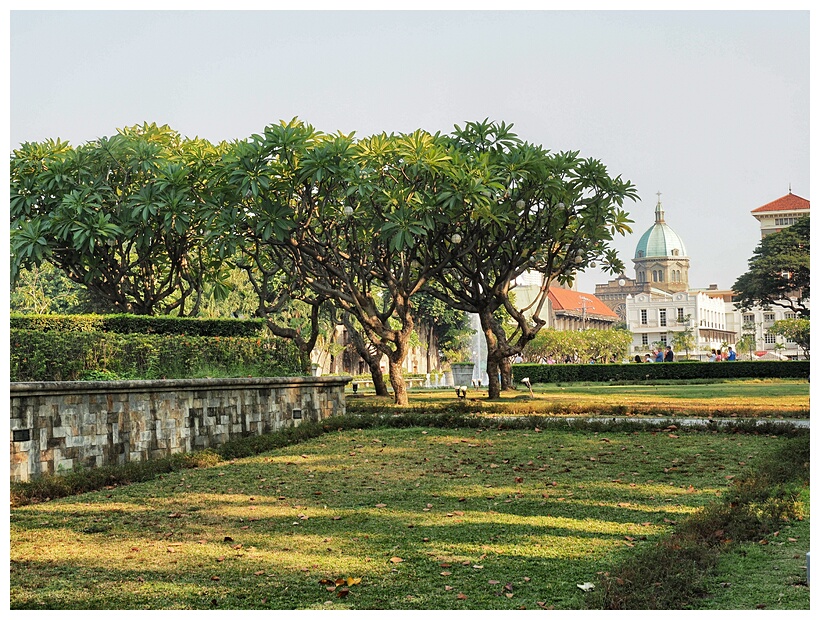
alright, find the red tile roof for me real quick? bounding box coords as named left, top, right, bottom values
left=751, top=193, right=810, bottom=214
left=548, top=287, right=619, bottom=318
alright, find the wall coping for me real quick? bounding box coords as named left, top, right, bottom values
left=10, top=375, right=352, bottom=397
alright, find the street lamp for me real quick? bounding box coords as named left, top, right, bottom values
left=578, top=295, right=591, bottom=330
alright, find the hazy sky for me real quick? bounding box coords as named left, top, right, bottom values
left=8, top=7, right=811, bottom=294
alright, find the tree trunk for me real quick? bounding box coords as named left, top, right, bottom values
left=388, top=356, right=409, bottom=406
left=368, top=358, right=390, bottom=397
left=479, top=307, right=503, bottom=399
left=341, top=313, right=389, bottom=397
left=500, top=356, right=514, bottom=391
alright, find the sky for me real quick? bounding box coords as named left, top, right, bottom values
left=7, top=5, right=812, bottom=295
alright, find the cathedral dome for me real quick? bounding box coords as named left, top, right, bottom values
left=634, top=198, right=687, bottom=259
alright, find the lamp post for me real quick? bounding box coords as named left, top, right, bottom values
left=578, top=295, right=591, bottom=330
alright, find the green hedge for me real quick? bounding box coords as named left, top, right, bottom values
left=512, top=360, right=810, bottom=383
left=9, top=313, right=266, bottom=337
left=10, top=329, right=302, bottom=381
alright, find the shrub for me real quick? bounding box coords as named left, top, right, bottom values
left=512, top=360, right=809, bottom=384
left=10, top=329, right=301, bottom=381
left=9, top=313, right=266, bottom=337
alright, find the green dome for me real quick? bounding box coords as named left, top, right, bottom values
left=634, top=200, right=687, bottom=259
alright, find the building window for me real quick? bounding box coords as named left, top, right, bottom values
left=640, top=309, right=647, bottom=325
left=660, top=335, right=667, bottom=346
left=637, top=250, right=645, bottom=258
left=659, top=309, right=667, bottom=327
left=742, top=313, right=754, bottom=326
left=641, top=334, right=648, bottom=346
left=672, top=249, right=679, bottom=256
left=677, top=308, right=685, bottom=323
left=658, top=270, right=664, bottom=282
left=785, top=312, right=796, bottom=320
left=764, top=333, right=777, bottom=344
left=775, top=217, right=796, bottom=226
left=763, top=313, right=775, bottom=322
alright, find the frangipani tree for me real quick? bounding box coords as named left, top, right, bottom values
left=424, top=120, right=637, bottom=398
left=211, top=119, right=475, bottom=404
left=10, top=123, right=228, bottom=315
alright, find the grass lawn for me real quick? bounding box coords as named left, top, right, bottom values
left=369, top=379, right=810, bottom=418
left=9, top=425, right=809, bottom=610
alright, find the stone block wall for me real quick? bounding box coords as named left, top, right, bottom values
left=10, top=376, right=349, bottom=483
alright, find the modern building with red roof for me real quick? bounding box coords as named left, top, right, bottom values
left=750, top=191, right=809, bottom=237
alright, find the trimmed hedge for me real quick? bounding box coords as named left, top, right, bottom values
left=512, top=360, right=810, bottom=383
left=10, top=329, right=302, bottom=381
left=9, top=313, right=266, bottom=337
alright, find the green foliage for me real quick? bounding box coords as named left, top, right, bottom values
left=522, top=328, right=632, bottom=363
left=10, top=123, right=229, bottom=315
left=10, top=313, right=265, bottom=337
left=512, top=360, right=810, bottom=384
left=732, top=215, right=809, bottom=318
left=768, top=317, right=810, bottom=358
left=10, top=329, right=301, bottom=381
left=670, top=314, right=696, bottom=359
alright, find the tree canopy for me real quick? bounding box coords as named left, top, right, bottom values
left=10, top=123, right=229, bottom=315
left=732, top=215, right=810, bottom=318
left=11, top=118, right=638, bottom=401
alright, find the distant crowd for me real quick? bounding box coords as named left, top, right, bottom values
left=633, top=346, right=736, bottom=363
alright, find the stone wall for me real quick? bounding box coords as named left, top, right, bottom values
left=10, top=376, right=349, bottom=483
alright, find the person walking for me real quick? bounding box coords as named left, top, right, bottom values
left=664, top=346, right=674, bottom=362
left=655, top=348, right=664, bottom=363
left=727, top=346, right=736, bottom=361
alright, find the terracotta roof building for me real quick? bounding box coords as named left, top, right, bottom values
left=751, top=191, right=809, bottom=237
left=547, top=287, right=619, bottom=331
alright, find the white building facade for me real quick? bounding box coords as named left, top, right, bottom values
left=625, top=289, right=735, bottom=359
left=601, top=191, right=809, bottom=360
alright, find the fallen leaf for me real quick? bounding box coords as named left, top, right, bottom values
left=457, top=593, right=468, bottom=600
left=577, top=582, right=595, bottom=592
left=445, top=585, right=454, bottom=591
left=389, top=556, right=403, bottom=564
left=488, top=580, right=500, bottom=585
left=336, top=588, right=350, bottom=598
left=211, top=576, right=220, bottom=581
left=375, top=503, right=387, bottom=508
left=440, top=571, right=452, bottom=576
left=505, top=593, right=514, bottom=598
